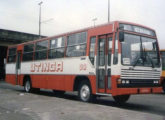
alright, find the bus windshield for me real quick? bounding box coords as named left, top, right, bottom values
left=161, top=51, right=165, bottom=70
left=121, top=33, right=160, bottom=67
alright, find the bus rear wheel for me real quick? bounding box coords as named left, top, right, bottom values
left=113, top=95, right=130, bottom=104
left=24, top=80, right=33, bottom=93
left=78, top=81, right=93, bottom=102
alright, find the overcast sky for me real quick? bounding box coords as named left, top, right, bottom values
left=0, top=0, right=164, bottom=48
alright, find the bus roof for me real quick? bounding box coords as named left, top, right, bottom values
left=8, top=20, right=156, bottom=48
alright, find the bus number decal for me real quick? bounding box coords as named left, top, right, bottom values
left=80, top=63, right=87, bottom=71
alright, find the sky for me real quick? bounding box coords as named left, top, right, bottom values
left=0, top=0, right=165, bottom=49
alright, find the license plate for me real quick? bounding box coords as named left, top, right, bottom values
left=140, top=88, right=150, bottom=93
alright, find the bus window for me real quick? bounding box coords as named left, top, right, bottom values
left=34, top=40, right=48, bottom=60
left=66, top=32, right=87, bottom=57
left=7, top=48, right=16, bottom=63
left=23, top=44, right=34, bottom=61
left=49, top=37, right=65, bottom=59
left=162, top=51, right=165, bottom=70
left=113, top=33, right=118, bottom=64
left=89, top=37, right=96, bottom=65
left=108, top=37, right=112, bottom=65
left=98, top=38, right=105, bottom=66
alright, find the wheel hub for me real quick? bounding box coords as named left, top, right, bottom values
left=25, top=81, right=30, bottom=92
left=81, top=85, right=90, bottom=101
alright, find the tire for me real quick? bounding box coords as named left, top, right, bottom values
left=24, top=80, right=33, bottom=93
left=78, top=81, right=93, bottom=102
left=53, top=90, right=65, bottom=96
left=163, top=82, right=165, bottom=93
left=113, top=95, right=130, bottom=104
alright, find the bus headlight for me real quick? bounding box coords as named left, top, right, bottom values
left=122, top=80, right=130, bottom=84
left=126, top=80, right=130, bottom=84
left=122, top=80, right=126, bottom=84
left=117, top=79, right=130, bottom=84
left=153, top=80, right=159, bottom=84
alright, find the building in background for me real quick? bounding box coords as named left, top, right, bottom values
left=0, top=29, right=46, bottom=80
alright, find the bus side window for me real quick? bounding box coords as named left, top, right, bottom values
left=89, top=37, right=96, bottom=65
left=35, top=40, right=48, bottom=60
left=49, top=37, right=65, bottom=59
left=7, top=48, right=17, bottom=63
left=23, top=44, right=34, bottom=61
left=66, top=32, right=87, bottom=57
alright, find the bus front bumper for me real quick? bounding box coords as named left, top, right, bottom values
left=112, top=87, right=163, bottom=96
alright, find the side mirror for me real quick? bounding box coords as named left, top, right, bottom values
left=119, top=32, right=124, bottom=42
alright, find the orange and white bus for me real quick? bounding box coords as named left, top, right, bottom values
left=160, top=49, right=165, bottom=93
left=5, top=21, right=162, bottom=103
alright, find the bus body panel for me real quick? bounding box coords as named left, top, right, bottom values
left=6, top=74, right=16, bottom=85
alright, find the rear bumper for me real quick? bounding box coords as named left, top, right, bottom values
left=112, top=87, right=163, bottom=96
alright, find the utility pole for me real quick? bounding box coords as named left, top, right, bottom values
left=92, top=18, right=97, bottom=27
left=38, top=1, right=43, bottom=38
left=108, top=0, right=110, bottom=22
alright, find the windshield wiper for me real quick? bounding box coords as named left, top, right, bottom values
left=144, top=52, right=155, bottom=68
left=133, top=51, right=155, bottom=68
left=133, top=46, right=144, bottom=67
left=133, top=55, right=143, bottom=67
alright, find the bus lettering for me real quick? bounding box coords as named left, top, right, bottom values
left=31, top=62, right=63, bottom=73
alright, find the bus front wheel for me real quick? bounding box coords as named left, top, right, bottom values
left=78, top=81, right=93, bottom=102
left=163, top=81, right=165, bottom=93
left=113, top=95, right=130, bottom=104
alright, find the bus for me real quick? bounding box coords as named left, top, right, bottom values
left=5, top=21, right=162, bottom=104
left=160, top=49, right=165, bottom=92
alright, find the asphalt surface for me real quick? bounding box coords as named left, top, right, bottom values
left=0, top=81, right=165, bottom=120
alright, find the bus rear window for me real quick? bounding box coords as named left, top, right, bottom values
left=8, top=48, right=16, bottom=63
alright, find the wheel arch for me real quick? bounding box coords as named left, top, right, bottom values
left=162, top=78, right=165, bottom=84
left=162, top=77, right=165, bottom=93
left=73, top=75, right=92, bottom=92
left=23, top=75, right=31, bottom=86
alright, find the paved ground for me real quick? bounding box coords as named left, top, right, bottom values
left=0, top=81, right=165, bottom=120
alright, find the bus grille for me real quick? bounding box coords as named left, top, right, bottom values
left=119, top=69, right=161, bottom=87
left=121, top=69, right=161, bottom=80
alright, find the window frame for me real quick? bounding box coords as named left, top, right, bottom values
left=22, top=43, right=34, bottom=62
left=49, top=37, right=65, bottom=59
left=113, top=33, right=118, bottom=65
left=34, top=40, right=49, bottom=60
left=89, top=37, right=96, bottom=65
left=66, top=32, right=87, bottom=57
left=7, top=47, right=17, bottom=63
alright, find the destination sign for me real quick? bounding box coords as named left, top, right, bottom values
left=119, top=24, right=155, bottom=36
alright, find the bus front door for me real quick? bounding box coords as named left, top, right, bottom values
left=15, top=51, right=22, bottom=85
left=97, top=35, right=112, bottom=93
